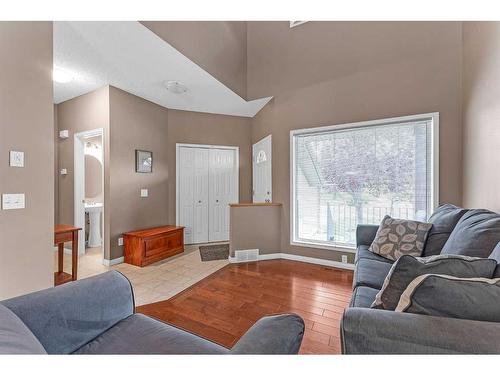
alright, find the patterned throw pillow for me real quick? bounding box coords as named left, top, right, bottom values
left=368, top=215, right=433, bottom=261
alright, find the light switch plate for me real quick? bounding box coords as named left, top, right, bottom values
left=341, top=255, right=348, bottom=263
left=118, top=237, right=124, bottom=246
left=2, top=193, right=25, bottom=210
left=59, top=130, right=69, bottom=139
left=140, top=188, right=148, bottom=197
left=60, top=168, right=67, bottom=175
left=9, top=151, right=24, bottom=167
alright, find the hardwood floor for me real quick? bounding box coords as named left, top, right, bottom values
left=137, top=259, right=353, bottom=354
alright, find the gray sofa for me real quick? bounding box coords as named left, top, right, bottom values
left=0, top=271, right=304, bottom=354
left=341, top=205, right=500, bottom=354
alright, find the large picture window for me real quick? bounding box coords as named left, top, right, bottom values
left=291, top=113, right=438, bottom=250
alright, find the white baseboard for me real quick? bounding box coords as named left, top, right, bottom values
left=280, top=252, right=355, bottom=270
left=229, top=251, right=354, bottom=271
left=102, top=256, right=124, bottom=266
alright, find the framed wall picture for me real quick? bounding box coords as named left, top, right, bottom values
left=135, top=150, right=153, bottom=173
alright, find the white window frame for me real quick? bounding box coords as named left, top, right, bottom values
left=290, top=112, right=439, bottom=253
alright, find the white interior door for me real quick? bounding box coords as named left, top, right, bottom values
left=193, top=148, right=209, bottom=243
left=253, top=135, right=272, bottom=203
left=178, top=147, right=209, bottom=244
left=209, top=148, right=237, bottom=242
left=178, top=144, right=238, bottom=245
left=178, top=147, right=195, bottom=244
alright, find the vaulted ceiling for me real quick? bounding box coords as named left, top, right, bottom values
left=53, top=21, right=272, bottom=117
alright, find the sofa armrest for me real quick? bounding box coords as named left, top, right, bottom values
left=231, top=314, right=305, bottom=354
left=341, top=307, right=500, bottom=354
left=356, top=224, right=379, bottom=247
left=1, top=271, right=134, bottom=354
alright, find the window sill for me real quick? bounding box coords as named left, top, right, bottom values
left=290, top=239, right=357, bottom=254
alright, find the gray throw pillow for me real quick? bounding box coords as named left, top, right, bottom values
left=396, top=274, right=500, bottom=322
left=0, top=304, right=46, bottom=354
left=488, top=242, right=500, bottom=278
left=424, top=204, right=468, bottom=257
left=368, top=215, right=432, bottom=261
left=371, top=254, right=497, bottom=310
left=441, top=209, right=500, bottom=258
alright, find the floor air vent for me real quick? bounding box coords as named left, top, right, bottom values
left=235, top=249, right=259, bottom=262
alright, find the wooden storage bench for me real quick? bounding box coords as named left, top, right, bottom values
left=123, top=226, right=184, bottom=267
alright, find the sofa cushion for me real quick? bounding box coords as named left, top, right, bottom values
left=355, top=245, right=393, bottom=264
left=371, top=254, right=497, bottom=310
left=369, top=215, right=432, bottom=261
left=2, top=271, right=134, bottom=354
left=489, top=243, right=500, bottom=277
left=441, top=209, right=500, bottom=258
left=396, top=274, right=500, bottom=323
left=356, top=224, right=380, bottom=247
left=0, top=304, right=46, bottom=354
left=350, top=286, right=380, bottom=308
left=423, top=204, right=468, bottom=257
left=74, top=313, right=228, bottom=354
left=231, top=314, right=305, bottom=354
left=353, top=258, right=393, bottom=290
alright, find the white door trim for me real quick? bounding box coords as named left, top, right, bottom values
left=175, top=143, right=239, bottom=234
left=74, top=128, right=104, bottom=256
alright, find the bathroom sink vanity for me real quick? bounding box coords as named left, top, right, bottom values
left=85, top=202, right=102, bottom=248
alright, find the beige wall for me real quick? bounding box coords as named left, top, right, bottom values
left=0, top=22, right=54, bottom=299
left=247, top=21, right=463, bottom=263
left=230, top=205, right=282, bottom=256
left=56, top=86, right=110, bottom=256
left=462, top=22, right=500, bottom=211
left=108, top=87, right=170, bottom=259
left=107, top=93, right=253, bottom=259
left=55, top=86, right=252, bottom=261
left=166, top=109, right=253, bottom=224
left=51, top=21, right=481, bottom=266
left=141, top=21, right=247, bottom=99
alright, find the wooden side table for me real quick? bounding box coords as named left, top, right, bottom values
left=54, top=224, right=82, bottom=286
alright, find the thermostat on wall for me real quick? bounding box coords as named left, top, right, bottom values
left=60, top=168, right=67, bottom=175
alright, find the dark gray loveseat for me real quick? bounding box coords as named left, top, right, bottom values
left=0, top=271, right=304, bottom=354
left=341, top=205, right=500, bottom=354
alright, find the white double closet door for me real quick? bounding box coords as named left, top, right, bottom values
left=178, top=145, right=238, bottom=244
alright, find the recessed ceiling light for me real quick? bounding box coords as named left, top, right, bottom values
left=53, top=68, right=74, bottom=83
left=164, top=80, right=188, bottom=94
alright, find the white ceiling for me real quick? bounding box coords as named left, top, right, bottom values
left=53, top=21, right=272, bottom=117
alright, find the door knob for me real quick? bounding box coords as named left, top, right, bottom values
left=216, top=200, right=219, bottom=203
left=198, top=200, right=202, bottom=203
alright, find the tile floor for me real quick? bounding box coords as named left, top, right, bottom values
left=54, top=243, right=229, bottom=306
